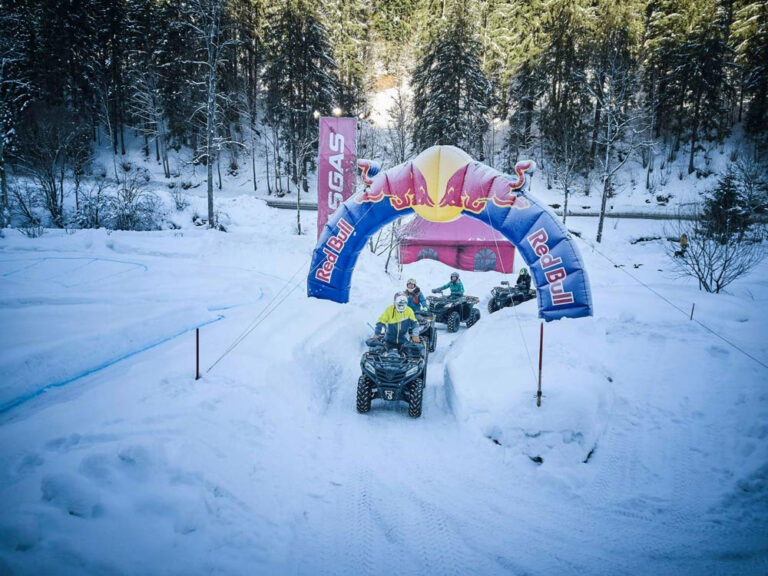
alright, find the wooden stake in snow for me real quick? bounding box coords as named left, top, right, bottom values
left=690, top=303, right=695, bottom=321
left=196, top=328, right=200, bottom=381
left=537, top=322, right=543, bottom=407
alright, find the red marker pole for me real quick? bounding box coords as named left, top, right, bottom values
left=537, top=322, right=543, bottom=407
left=196, top=328, right=200, bottom=381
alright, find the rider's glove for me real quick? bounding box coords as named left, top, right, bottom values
left=431, top=288, right=440, bottom=293
left=412, top=336, right=420, bottom=343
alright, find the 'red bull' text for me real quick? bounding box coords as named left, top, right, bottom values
left=315, top=218, right=355, bottom=283
left=527, top=228, right=575, bottom=306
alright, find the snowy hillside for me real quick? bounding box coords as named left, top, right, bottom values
left=1, top=187, right=767, bottom=574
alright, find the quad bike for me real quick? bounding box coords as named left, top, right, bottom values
left=415, top=311, right=438, bottom=353
left=357, top=337, right=427, bottom=418
left=487, top=281, right=536, bottom=314
left=427, top=293, right=481, bottom=333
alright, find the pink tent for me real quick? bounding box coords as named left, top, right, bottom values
left=399, top=215, right=515, bottom=273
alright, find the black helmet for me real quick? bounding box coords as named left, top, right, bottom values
left=450, top=272, right=459, bottom=280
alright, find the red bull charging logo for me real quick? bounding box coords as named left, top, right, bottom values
left=356, top=146, right=534, bottom=223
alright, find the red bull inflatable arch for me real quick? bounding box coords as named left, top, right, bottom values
left=307, top=145, right=593, bottom=321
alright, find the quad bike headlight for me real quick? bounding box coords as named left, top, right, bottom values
left=405, top=364, right=420, bottom=377
left=364, top=361, right=375, bottom=374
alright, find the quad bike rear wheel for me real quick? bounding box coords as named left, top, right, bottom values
left=488, top=298, right=499, bottom=314
left=356, top=375, right=372, bottom=413
left=447, top=311, right=461, bottom=333
left=408, top=378, right=424, bottom=418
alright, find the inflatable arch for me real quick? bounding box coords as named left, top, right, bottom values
left=307, top=146, right=592, bottom=321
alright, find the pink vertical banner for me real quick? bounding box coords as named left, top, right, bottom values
left=317, top=117, right=356, bottom=238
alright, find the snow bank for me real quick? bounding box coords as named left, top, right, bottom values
left=446, top=309, right=612, bottom=469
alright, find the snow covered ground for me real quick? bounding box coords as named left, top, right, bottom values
left=1, top=193, right=767, bottom=574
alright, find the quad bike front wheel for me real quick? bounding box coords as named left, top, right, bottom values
left=408, top=378, right=424, bottom=418
left=447, top=311, right=461, bottom=333
left=356, top=375, right=372, bottom=413
left=488, top=298, right=499, bottom=314
left=428, top=326, right=437, bottom=352
left=466, top=308, right=481, bottom=328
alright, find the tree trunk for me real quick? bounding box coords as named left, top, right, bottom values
left=523, top=88, right=534, bottom=147
left=596, top=174, right=610, bottom=244
left=563, top=184, right=569, bottom=225
left=589, top=78, right=603, bottom=168
left=296, top=178, right=302, bottom=235
left=597, top=111, right=612, bottom=244
left=674, top=90, right=685, bottom=154
left=158, top=116, right=170, bottom=178
left=217, top=153, right=222, bottom=190
left=0, top=156, right=8, bottom=227
left=264, top=136, right=272, bottom=195
left=206, top=0, right=219, bottom=228
left=206, top=90, right=216, bottom=226
left=385, top=222, right=398, bottom=273
left=251, top=131, right=258, bottom=192
left=112, top=100, right=119, bottom=155
left=738, top=71, right=745, bottom=123
left=119, top=109, right=126, bottom=155
left=647, top=79, right=655, bottom=191
left=688, top=93, right=701, bottom=175
left=272, top=125, right=281, bottom=194
left=74, top=169, right=81, bottom=213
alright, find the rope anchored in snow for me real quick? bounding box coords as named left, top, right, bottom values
left=573, top=234, right=768, bottom=372
left=207, top=199, right=385, bottom=374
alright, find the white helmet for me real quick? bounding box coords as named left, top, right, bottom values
left=394, top=292, right=408, bottom=312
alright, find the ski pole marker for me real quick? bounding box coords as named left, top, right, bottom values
left=196, top=328, right=200, bottom=381
left=537, top=322, right=543, bottom=407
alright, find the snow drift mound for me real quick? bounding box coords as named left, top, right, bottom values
left=445, top=306, right=612, bottom=467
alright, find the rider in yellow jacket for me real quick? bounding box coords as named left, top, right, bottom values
left=375, top=293, right=420, bottom=348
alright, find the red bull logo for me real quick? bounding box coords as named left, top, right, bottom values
left=357, top=164, right=434, bottom=211
left=527, top=228, right=574, bottom=306
left=438, top=165, right=532, bottom=214
left=357, top=185, right=436, bottom=210
left=315, top=218, right=355, bottom=283
left=386, top=183, right=436, bottom=210
left=355, top=147, right=534, bottom=223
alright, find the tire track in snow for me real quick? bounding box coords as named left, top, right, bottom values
left=286, top=327, right=472, bottom=575
left=408, top=494, right=471, bottom=576
left=351, top=467, right=380, bottom=576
